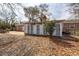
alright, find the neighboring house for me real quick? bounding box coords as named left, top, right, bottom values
left=62, top=19, right=79, bottom=35
left=15, top=24, right=24, bottom=32
left=24, top=21, right=63, bottom=37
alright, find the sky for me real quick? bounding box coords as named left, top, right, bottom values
left=16, top=3, right=71, bottom=21
left=49, top=3, right=70, bottom=19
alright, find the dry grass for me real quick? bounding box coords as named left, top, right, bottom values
left=0, top=31, right=79, bottom=56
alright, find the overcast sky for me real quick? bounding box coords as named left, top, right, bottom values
left=17, top=3, right=71, bottom=21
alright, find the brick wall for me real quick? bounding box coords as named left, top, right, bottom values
left=63, top=23, right=79, bottom=35
left=15, top=25, right=24, bottom=31
left=63, top=23, right=79, bottom=30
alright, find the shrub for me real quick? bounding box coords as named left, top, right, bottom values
left=44, top=21, right=55, bottom=37
left=0, top=20, right=11, bottom=33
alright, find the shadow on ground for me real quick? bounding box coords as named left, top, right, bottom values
left=49, top=35, right=79, bottom=48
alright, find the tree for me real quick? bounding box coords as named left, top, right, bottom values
left=0, top=3, right=16, bottom=22
left=24, top=4, right=49, bottom=22
left=24, top=6, right=39, bottom=22
left=0, top=3, right=22, bottom=30
left=0, top=19, right=11, bottom=33
left=67, top=3, right=79, bottom=19
left=39, top=4, right=49, bottom=22
left=44, top=21, right=55, bottom=37
left=67, top=3, right=79, bottom=35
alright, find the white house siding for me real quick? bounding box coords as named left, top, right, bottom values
left=22, top=26, right=24, bottom=31
left=53, top=30, right=56, bottom=36
left=33, top=24, right=44, bottom=35
left=24, top=23, right=63, bottom=36
left=24, top=24, right=28, bottom=33
left=60, top=23, right=63, bottom=36
left=39, top=24, right=44, bottom=35
left=56, top=23, right=60, bottom=36
left=33, top=24, right=37, bottom=34
left=29, top=24, right=32, bottom=34
left=54, top=23, right=63, bottom=36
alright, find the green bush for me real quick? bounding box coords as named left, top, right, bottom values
left=0, top=20, right=11, bottom=32
left=44, top=21, right=55, bottom=37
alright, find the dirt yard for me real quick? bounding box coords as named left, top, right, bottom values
left=0, top=31, right=79, bottom=56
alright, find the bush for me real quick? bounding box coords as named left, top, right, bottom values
left=44, top=21, right=55, bottom=37
left=0, top=20, right=11, bottom=33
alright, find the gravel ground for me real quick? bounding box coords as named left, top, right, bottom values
left=0, top=31, right=79, bottom=56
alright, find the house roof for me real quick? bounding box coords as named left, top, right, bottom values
left=55, top=20, right=65, bottom=23
left=15, top=23, right=25, bottom=26
left=24, top=20, right=65, bottom=24
left=25, top=21, right=43, bottom=24
left=62, top=19, right=79, bottom=23
left=23, top=19, right=79, bottom=24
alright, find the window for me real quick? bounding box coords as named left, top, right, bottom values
left=28, top=24, right=29, bottom=34
left=31, top=25, right=33, bottom=34
left=37, top=24, right=40, bottom=34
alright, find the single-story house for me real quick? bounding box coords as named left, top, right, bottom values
left=62, top=19, right=79, bottom=35
left=15, top=24, right=24, bottom=32
left=24, top=21, right=63, bottom=37
left=15, top=19, right=79, bottom=36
